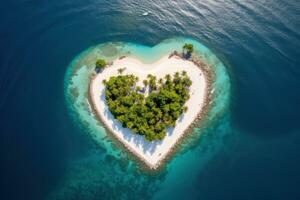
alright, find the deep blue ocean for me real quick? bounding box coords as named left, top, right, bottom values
left=1, top=0, right=300, bottom=200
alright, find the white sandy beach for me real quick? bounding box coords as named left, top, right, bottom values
left=89, top=55, right=207, bottom=169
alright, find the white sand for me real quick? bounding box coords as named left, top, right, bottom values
left=89, top=55, right=207, bottom=169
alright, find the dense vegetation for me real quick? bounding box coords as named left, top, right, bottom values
left=103, top=71, right=192, bottom=141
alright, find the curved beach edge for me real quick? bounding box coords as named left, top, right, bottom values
left=87, top=52, right=214, bottom=171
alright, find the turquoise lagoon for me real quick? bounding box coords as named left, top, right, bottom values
left=57, top=38, right=231, bottom=199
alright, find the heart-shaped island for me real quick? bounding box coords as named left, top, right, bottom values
left=88, top=44, right=211, bottom=169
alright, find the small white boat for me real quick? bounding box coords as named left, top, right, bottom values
left=142, top=12, right=149, bottom=16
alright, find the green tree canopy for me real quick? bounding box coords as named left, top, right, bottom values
left=183, top=43, right=194, bottom=54
left=95, top=59, right=107, bottom=69
left=103, top=71, right=192, bottom=141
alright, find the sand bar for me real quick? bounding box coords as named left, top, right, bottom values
left=89, top=55, right=207, bottom=169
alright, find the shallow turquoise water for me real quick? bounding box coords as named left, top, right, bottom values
left=1, top=0, right=299, bottom=199
left=60, top=37, right=231, bottom=199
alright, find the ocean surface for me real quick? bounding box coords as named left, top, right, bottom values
left=1, top=1, right=299, bottom=200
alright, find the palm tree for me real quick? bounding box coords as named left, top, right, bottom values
left=183, top=106, right=188, bottom=113
left=165, top=74, right=171, bottom=80
left=183, top=43, right=194, bottom=59
left=147, top=74, right=153, bottom=79
left=183, top=43, right=194, bottom=54
left=117, top=67, right=126, bottom=74
left=95, top=58, right=107, bottom=73
left=136, top=86, right=141, bottom=92
left=158, top=78, right=163, bottom=84
left=143, top=79, right=148, bottom=87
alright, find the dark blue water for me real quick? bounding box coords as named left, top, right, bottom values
left=1, top=0, right=300, bottom=200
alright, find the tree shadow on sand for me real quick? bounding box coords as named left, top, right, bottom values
left=100, top=90, right=162, bottom=155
